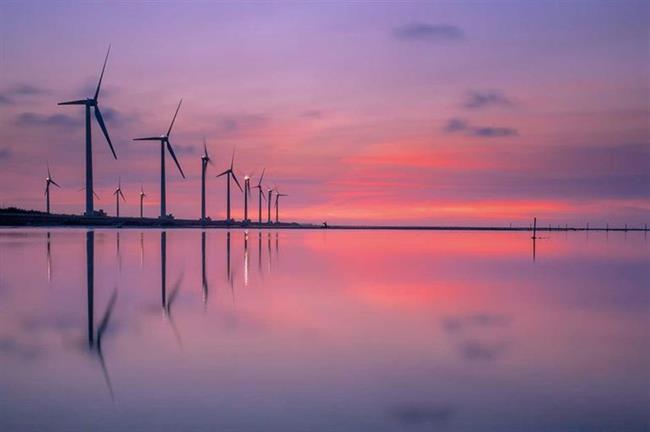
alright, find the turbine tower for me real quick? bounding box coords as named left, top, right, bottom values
left=58, top=45, right=117, bottom=216
left=243, top=175, right=251, bottom=223
left=133, top=99, right=186, bottom=219
left=252, top=168, right=266, bottom=223
left=200, top=138, right=213, bottom=222
left=44, top=163, right=61, bottom=214
left=274, top=190, right=287, bottom=223
left=216, top=149, right=242, bottom=222
left=139, top=185, right=146, bottom=218
left=267, top=187, right=274, bottom=223
left=113, top=178, right=125, bottom=217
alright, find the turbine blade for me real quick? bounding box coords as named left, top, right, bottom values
left=51, top=180, right=61, bottom=188
left=120, top=190, right=126, bottom=201
left=94, top=44, right=111, bottom=101
left=47, top=162, right=52, bottom=178
left=94, top=191, right=101, bottom=200
left=166, top=140, right=185, bottom=179
left=216, top=170, right=229, bottom=178
left=94, top=107, right=117, bottom=159
left=134, top=137, right=162, bottom=141
left=258, top=168, right=265, bottom=186
left=231, top=171, right=243, bottom=192
left=167, top=99, right=183, bottom=136
left=58, top=99, right=87, bottom=105
left=230, top=148, right=235, bottom=170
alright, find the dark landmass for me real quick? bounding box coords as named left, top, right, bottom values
left=0, top=207, right=311, bottom=229
left=0, top=207, right=646, bottom=231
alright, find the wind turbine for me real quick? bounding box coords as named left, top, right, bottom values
left=139, top=185, right=146, bottom=218
left=267, top=187, right=274, bottom=223
left=216, top=149, right=242, bottom=222
left=58, top=45, right=117, bottom=216
left=133, top=99, right=186, bottom=219
left=274, top=190, right=288, bottom=223
left=112, top=178, right=125, bottom=217
left=243, top=175, right=252, bottom=223
left=252, top=168, right=266, bottom=223
left=44, top=163, right=61, bottom=214
left=200, top=138, right=213, bottom=222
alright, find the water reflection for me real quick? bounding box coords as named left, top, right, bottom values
left=3, top=228, right=648, bottom=431
left=140, top=232, right=144, bottom=268
left=201, top=231, right=208, bottom=306
left=116, top=231, right=121, bottom=271
left=244, top=231, right=249, bottom=286
left=85, top=231, right=118, bottom=400
left=258, top=232, right=263, bottom=275
left=160, top=230, right=183, bottom=346
left=46, top=231, right=52, bottom=283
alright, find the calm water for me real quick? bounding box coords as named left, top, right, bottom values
left=0, top=228, right=648, bottom=431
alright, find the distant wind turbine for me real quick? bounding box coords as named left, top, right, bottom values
left=58, top=45, right=117, bottom=216
left=139, top=185, right=146, bottom=218
left=113, top=178, right=125, bottom=217
left=274, top=190, right=287, bottom=223
left=133, top=99, right=186, bottom=219
left=252, top=168, right=266, bottom=223
left=216, top=149, right=242, bottom=222
left=44, top=163, right=61, bottom=214
left=200, top=138, right=213, bottom=222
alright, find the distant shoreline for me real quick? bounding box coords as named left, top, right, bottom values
left=0, top=208, right=646, bottom=232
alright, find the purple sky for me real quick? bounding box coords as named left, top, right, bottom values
left=0, top=0, right=648, bottom=225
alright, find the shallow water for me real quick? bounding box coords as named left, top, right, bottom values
left=0, top=228, right=648, bottom=431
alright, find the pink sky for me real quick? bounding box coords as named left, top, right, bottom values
left=0, top=1, right=648, bottom=225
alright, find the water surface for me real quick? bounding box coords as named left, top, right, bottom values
left=0, top=228, right=648, bottom=431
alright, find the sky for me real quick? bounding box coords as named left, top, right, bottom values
left=0, top=0, right=648, bottom=225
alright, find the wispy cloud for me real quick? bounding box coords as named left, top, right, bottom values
left=173, top=144, right=196, bottom=155
left=393, top=22, right=464, bottom=42
left=300, top=110, right=324, bottom=119
left=0, top=83, right=48, bottom=105
left=100, top=106, right=136, bottom=128
left=442, top=313, right=512, bottom=333
left=461, top=339, right=508, bottom=361
left=444, top=117, right=518, bottom=138
left=14, top=107, right=132, bottom=130
left=464, top=90, right=513, bottom=109
left=15, top=112, right=79, bottom=129
left=214, top=113, right=269, bottom=137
